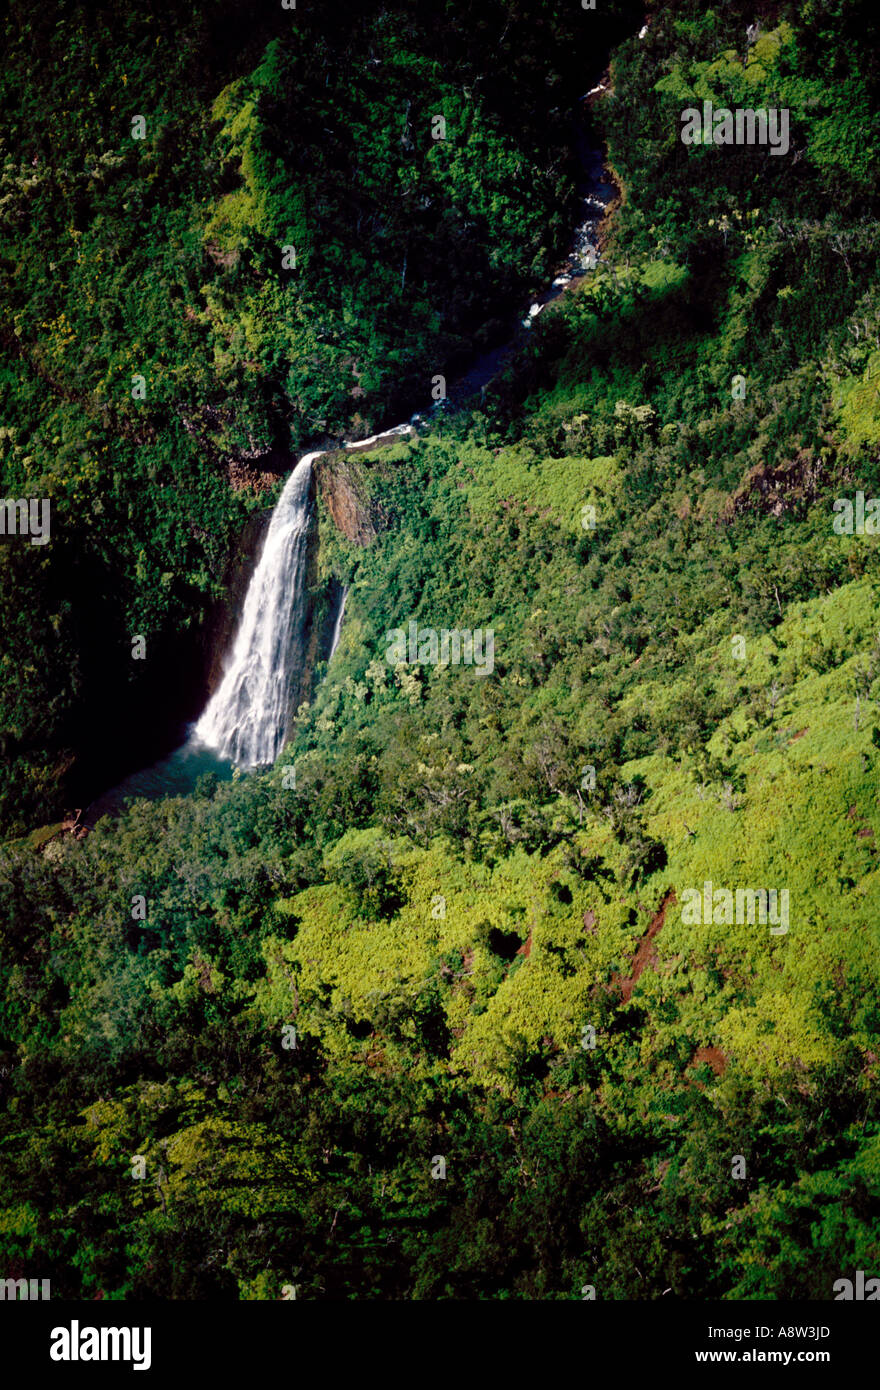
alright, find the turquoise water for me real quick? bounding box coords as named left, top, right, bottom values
left=83, top=737, right=236, bottom=828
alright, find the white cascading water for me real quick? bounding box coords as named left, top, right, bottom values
left=329, top=586, right=348, bottom=660
left=193, top=451, right=320, bottom=766
left=194, top=426, right=413, bottom=768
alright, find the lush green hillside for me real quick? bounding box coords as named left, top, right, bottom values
left=0, top=0, right=878, bottom=1299
left=0, top=0, right=638, bottom=830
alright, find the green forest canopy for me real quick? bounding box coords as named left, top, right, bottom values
left=0, top=0, right=878, bottom=1299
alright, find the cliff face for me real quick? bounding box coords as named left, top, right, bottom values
left=313, top=448, right=381, bottom=544
left=284, top=465, right=323, bottom=724
left=277, top=449, right=386, bottom=730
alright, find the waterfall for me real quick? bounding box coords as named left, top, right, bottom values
left=193, top=452, right=319, bottom=767
left=329, top=586, right=348, bottom=660
left=193, top=426, right=413, bottom=770
left=161, top=128, right=612, bottom=779
left=85, top=117, right=612, bottom=813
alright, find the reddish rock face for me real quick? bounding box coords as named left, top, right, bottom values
left=226, top=459, right=285, bottom=495
left=315, top=452, right=378, bottom=545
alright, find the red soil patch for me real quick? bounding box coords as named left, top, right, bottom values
left=688, top=1045, right=728, bottom=1077
left=516, top=931, right=532, bottom=959
left=847, top=806, right=875, bottom=841
left=789, top=728, right=808, bottom=741
left=615, top=889, right=676, bottom=1003
left=42, top=812, right=89, bottom=845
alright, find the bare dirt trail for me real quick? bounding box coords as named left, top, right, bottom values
left=615, top=888, right=677, bottom=1003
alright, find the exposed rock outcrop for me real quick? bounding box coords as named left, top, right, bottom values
left=722, top=448, right=825, bottom=520
left=314, top=449, right=384, bottom=544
